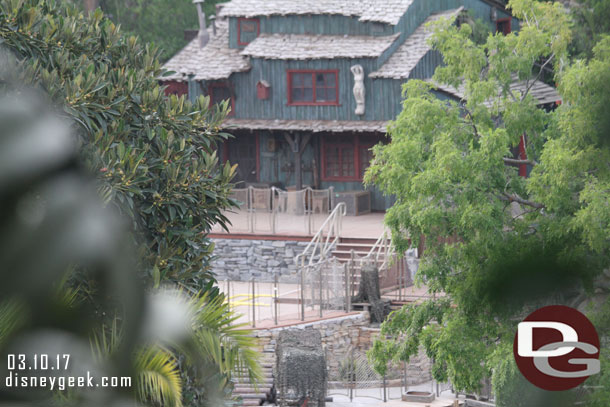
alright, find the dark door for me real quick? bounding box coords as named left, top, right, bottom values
left=226, top=135, right=258, bottom=184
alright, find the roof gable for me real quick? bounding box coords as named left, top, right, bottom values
left=162, top=19, right=250, bottom=81
left=370, top=8, right=464, bottom=79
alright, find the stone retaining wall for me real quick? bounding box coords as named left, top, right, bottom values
left=253, top=312, right=432, bottom=385
left=210, top=238, right=309, bottom=283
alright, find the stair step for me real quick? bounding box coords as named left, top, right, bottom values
left=331, top=250, right=371, bottom=259
left=234, top=389, right=272, bottom=395
left=334, top=243, right=377, bottom=252
left=236, top=393, right=269, bottom=399
left=339, top=237, right=379, bottom=245
left=238, top=401, right=261, bottom=406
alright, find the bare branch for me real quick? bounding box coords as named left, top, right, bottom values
left=463, top=106, right=480, bottom=139
left=523, top=53, right=555, bottom=100
left=503, top=157, right=538, bottom=166
left=501, top=192, right=545, bottom=209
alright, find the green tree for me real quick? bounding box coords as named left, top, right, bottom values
left=0, top=46, right=259, bottom=407
left=99, top=0, right=225, bottom=62
left=366, top=0, right=609, bottom=404
left=0, top=0, right=237, bottom=290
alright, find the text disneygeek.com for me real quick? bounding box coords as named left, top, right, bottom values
left=4, top=354, right=131, bottom=391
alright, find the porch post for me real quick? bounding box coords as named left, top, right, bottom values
left=284, top=132, right=312, bottom=191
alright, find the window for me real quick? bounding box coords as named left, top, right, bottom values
left=325, top=144, right=355, bottom=179
left=209, top=83, right=235, bottom=116
left=238, top=18, right=260, bottom=46
left=496, top=18, right=512, bottom=35
left=287, top=70, right=339, bottom=105
left=322, top=135, right=384, bottom=181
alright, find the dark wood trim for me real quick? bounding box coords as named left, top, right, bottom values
left=255, top=133, right=260, bottom=182
left=496, top=17, right=512, bottom=35
left=321, top=136, right=360, bottom=182
left=518, top=134, right=527, bottom=177
left=286, top=69, right=339, bottom=106
left=208, top=81, right=235, bottom=117
left=237, top=17, right=260, bottom=46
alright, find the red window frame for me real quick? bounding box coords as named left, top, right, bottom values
left=287, top=70, right=339, bottom=106
left=162, top=80, right=188, bottom=97
left=496, top=17, right=512, bottom=35
left=237, top=17, right=260, bottom=46
left=208, top=82, right=235, bottom=117
left=321, top=136, right=383, bottom=181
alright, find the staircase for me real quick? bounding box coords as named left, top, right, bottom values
left=330, top=236, right=392, bottom=295
left=233, top=348, right=276, bottom=406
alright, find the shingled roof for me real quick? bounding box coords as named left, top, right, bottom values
left=223, top=119, right=388, bottom=133
left=218, top=0, right=415, bottom=26
left=162, top=19, right=250, bottom=81
left=241, top=33, right=400, bottom=60
left=428, top=79, right=561, bottom=106
left=370, top=7, right=463, bottom=79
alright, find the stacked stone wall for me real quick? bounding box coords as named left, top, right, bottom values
left=210, top=238, right=309, bottom=283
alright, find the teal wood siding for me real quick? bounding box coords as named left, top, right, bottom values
left=229, top=15, right=394, bottom=48
left=197, top=59, right=405, bottom=122
left=257, top=131, right=316, bottom=187
left=409, top=50, right=444, bottom=80
left=254, top=130, right=393, bottom=210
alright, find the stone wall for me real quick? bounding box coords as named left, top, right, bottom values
left=210, top=238, right=309, bottom=283
left=252, top=312, right=432, bottom=386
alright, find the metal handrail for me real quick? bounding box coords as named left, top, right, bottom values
left=361, top=228, right=394, bottom=272
left=294, top=202, right=347, bottom=268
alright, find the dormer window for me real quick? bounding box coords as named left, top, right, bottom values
left=287, top=70, right=339, bottom=106
left=238, top=18, right=260, bottom=46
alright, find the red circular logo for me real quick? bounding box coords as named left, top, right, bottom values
left=513, top=305, right=600, bottom=391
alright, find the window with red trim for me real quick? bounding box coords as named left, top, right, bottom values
left=287, top=70, right=338, bottom=105
left=496, top=18, right=511, bottom=35
left=322, top=135, right=384, bottom=181
left=325, top=144, right=355, bottom=179
left=209, top=83, right=235, bottom=117
left=238, top=18, right=259, bottom=46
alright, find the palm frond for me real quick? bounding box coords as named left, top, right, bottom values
left=90, top=317, right=122, bottom=362
left=135, top=346, right=183, bottom=407
left=189, top=292, right=263, bottom=386
left=0, top=299, right=24, bottom=348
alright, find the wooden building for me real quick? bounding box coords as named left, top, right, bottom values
left=162, top=0, right=558, bottom=211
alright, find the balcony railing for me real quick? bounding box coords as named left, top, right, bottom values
left=217, top=186, right=336, bottom=235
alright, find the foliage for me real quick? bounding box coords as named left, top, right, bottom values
left=366, top=0, right=609, bottom=402
left=98, top=0, right=225, bottom=62
left=0, top=0, right=237, bottom=290
left=89, top=291, right=262, bottom=407
left=135, top=347, right=184, bottom=407
left=564, top=0, right=610, bottom=58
